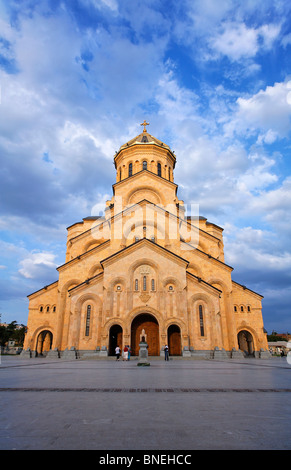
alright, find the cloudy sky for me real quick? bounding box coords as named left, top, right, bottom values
left=0, top=0, right=290, bottom=333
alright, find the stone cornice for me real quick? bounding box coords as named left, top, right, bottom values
left=57, top=240, right=110, bottom=272
left=27, top=280, right=59, bottom=299
left=112, top=169, right=178, bottom=193
left=180, top=241, right=233, bottom=272
left=186, top=271, right=222, bottom=296
left=114, top=140, right=176, bottom=168
left=232, top=280, right=263, bottom=299
left=68, top=272, right=104, bottom=295
left=100, top=238, right=189, bottom=269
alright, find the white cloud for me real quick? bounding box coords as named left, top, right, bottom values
left=210, top=22, right=259, bottom=61
left=247, top=177, right=291, bottom=233
left=236, top=154, right=278, bottom=192
left=223, top=223, right=291, bottom=273
left=259, top=23, right=281, bottom=49
left=281, top=32, right=291, bottom=48
left=18, top=252, right=58, bottom=279
left=80, top=0, right=118, bottom=11
left=208, top=21, right=281, bottom=62
left=224, top=81, right=291, bottom=141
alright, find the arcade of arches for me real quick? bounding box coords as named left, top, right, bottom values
left=108, top=314, right=182, bottom=357
left=23, top=125, right=269, bottom=359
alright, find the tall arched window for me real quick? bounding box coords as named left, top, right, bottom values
left=199, top=305, right=205, bottom=337
left=135, top=279, right=139, bottom=291
left=157, top=162, right=161, bottom=177
left=151, top=279, right=155, bottom=291
left=85, top=305, right=91, bottom=336
left=128, top=163, right=132, bottom=177
left=143, top=275, right=147, bottom=291
left=143, top=161, right=147, bottom=170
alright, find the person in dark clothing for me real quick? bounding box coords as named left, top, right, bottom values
left=164, top=344, right=169, bottom=361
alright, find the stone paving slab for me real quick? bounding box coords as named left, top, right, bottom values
left=0, top=356, right=290, bottom=450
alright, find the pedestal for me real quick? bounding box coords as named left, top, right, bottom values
left=46, top=348, right=60, bottom=359
left=62, top=347, right=77, bottom=359
left=137, top=341, right=150, bottom=366
left=99, top=346, right=108, bottom=357
left=213, top=347, right=229, bottom=359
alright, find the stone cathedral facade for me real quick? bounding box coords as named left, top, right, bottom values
left=23, top=123, right=269, bottom=359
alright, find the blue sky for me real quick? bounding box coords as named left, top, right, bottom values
left=0, top=0, right=290, bottom=333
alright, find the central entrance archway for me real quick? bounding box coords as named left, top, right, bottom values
left=131, top=313, right=159, bottom=356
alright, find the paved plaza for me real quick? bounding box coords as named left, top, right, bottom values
left=0, top=356, right=291, bottom=450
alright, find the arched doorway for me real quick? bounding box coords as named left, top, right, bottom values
left=237, top=330, right=254, bottom=356
left=168, top=324, right=182, bottom=356
left=131, top=313, right=159, bottom=356
left=36, top=330, right=53, bottom=356
left=109, top=324, right=123, bottom=356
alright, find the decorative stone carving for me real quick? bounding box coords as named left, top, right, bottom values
left=139, top=293, right=151, bottom=303
left=139, top=265, right=151, bottom=274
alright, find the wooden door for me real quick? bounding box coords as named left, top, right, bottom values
left=168, top=324, right=181, bottom=356
left=131, top=314, right=159, bottom=356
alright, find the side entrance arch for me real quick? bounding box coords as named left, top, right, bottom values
left=168, top=324, right=182, bottom=356
left=131, top=313, right=159, bottom=356
left=36, top=330, right=53, bottom=356
left=237, top=330, right=254, bottom=356
left=109, top=324, right=123, bottom=356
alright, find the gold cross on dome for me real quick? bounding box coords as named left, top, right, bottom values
left=140, top=120, right=149, bottom=132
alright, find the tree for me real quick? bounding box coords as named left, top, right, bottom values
left=0, top=321, right=27, bottom=347
left=267, top=334, right=286, bottom=342
left=0, top=325, right=10, bottom=348
left=13, top=325, right=26, bottom=346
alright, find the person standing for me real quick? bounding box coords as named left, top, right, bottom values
left=123, top=345, right=128, bottom=361
left=164, top=344, right=169, bottom=361
left=115, top=345, right=121, bottom=361
left=128, top=345, right=131, bottom=361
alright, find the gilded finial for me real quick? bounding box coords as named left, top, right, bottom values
left=140, top=120, right=149, bottom=133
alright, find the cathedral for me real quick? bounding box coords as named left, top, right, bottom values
left=22, top=122, right=269, bottom=359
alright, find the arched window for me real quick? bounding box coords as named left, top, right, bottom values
left=39, top=306, right=43, bottom=312
left=46, top=306, right=50, bottom=312
left=85, top=305, right=91, bottom=337
left=128, top=163, right=132, bottom=177
left=168, top=167, right=171, bottom=180
left=143, top=160, right=147, bottom=170
left=199, top=305, right=205, bottom=337
left=241, top=305, right=244, bottom=312
left=151, top=279, right=155, bottom=291
left=157, top=162, right=161, bottom=177
left=143, top=275, right=147, bottom=291
left=135, top=279, right=139, bottom=291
